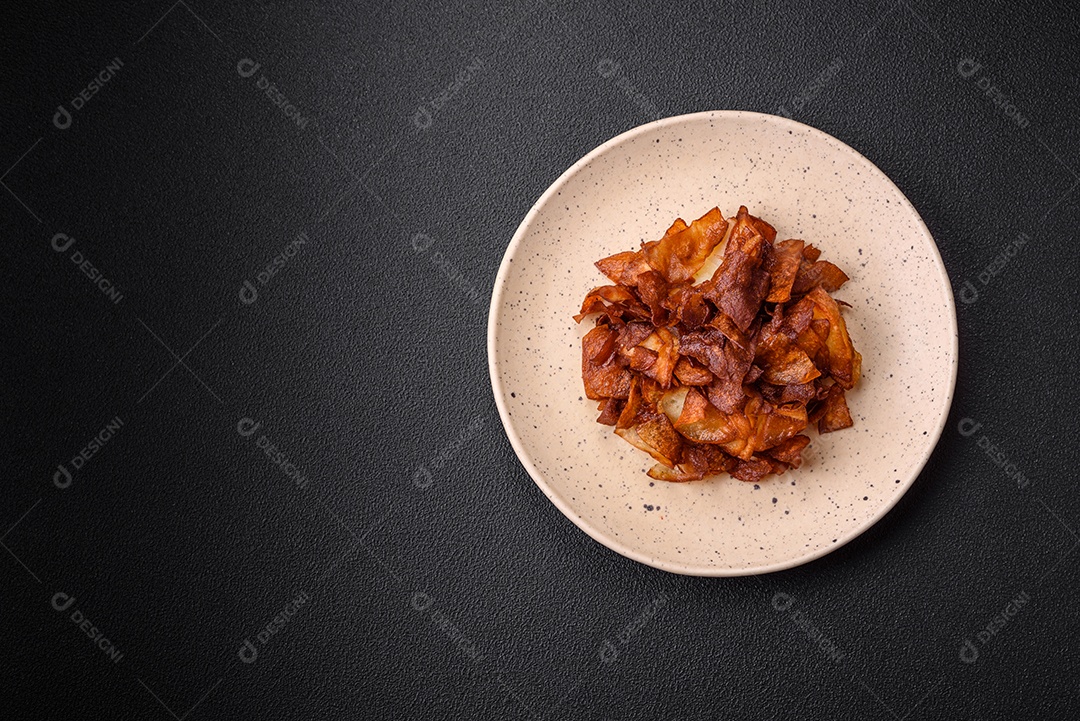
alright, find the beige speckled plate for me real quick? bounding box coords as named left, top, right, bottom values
left=487, top=111, right=957, bottom=576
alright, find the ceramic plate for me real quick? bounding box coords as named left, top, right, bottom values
left=487, top=111, right=957, bottom=576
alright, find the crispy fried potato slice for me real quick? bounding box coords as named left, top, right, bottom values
left=615, top=322, right=654, bottom=362
left=595, top=251, right=653, bottom=288
left=792, top=259, right=849, bottom=295
left=642, top=207, right=728, bottom=284
left=746, top=399, right=808, bottom=453
left=806, top=286, right=857, bottom=389
left=647, top=462, right=705, bottom=482
left=684, top=442, right=737, bottom=475
left=616, top=376, right=644, bottom=429
left=705, top=228, right=770, bottom=332
left=763, top=239, right=805, bottom=303
left=673, top=357, right=713, bottom=386
left=637, top=327, right=680, bottom=388
left=582, top=326, right=633, bottom=400
left=664, top=284, right=711, bottom=329
left=636, top=270, right=670, bottom=325
left=635, top=411, right=684, bottom=466
left=673, top=387, right=742, bottom=445
left=818, top=384, right=854, bottom=433
left=730, top=456, right=775, bottom=482
left=596, top=397, right=622, bottom=426
left=658, top=386, right=691, bottom=425
left=729, top=205, right=777, bottom=245
left=763, top=434, right=811, bottom=467
left=664, top=218, right=689, bottom=236
left=755, top=334, right=821, bottom=386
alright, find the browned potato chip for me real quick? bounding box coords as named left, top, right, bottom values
left=818, top=384, right=854, bottom=433
left=763, top=239, right=805, bottom=303
left=642, top=207, right=727, bottom=284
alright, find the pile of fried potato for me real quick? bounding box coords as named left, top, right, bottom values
left=575, top=206, right=861, bottom=482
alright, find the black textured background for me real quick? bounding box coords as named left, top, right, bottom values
left=3, top=1, right=1079, bottom=719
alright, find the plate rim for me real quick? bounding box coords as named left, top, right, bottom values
left=487, top=109, right=959, bottom=576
